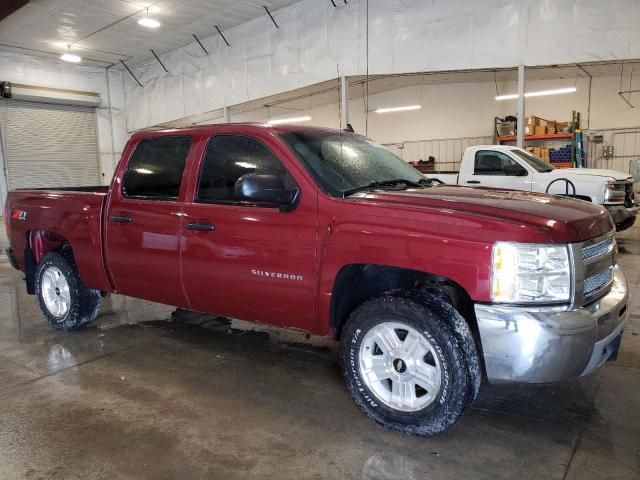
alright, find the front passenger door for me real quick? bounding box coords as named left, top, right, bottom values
left=180, top=134, right=317, bottom=330
left=465, top=150, right=531, bottom=190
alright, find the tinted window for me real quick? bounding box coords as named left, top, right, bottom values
left=280, top=131, right=424, bottom=197
left=474, top=151, right=526, bottom=176
left=123, top=136, right=191, bottom=199
left=197, top=135, right=294, bottom=203
left=511, top=149, right=554, bottom=172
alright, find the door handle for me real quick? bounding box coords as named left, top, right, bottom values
left=187, top=222, right=216, bottom=232
left=466, top=180, right=481, bottom=184
left=111, top=214, right=133, bottom=223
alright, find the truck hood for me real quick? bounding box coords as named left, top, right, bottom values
left=549, top=168, right=632, bottom=181
left=363, top=185, right=613, bottom=243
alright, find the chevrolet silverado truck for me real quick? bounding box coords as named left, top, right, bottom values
left=429, top=145, right=638, bottom=231
left=4, top=125, right=629, bottom=436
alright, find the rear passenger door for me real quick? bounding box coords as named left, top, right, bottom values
left=105, top=136, right=192, bottom=307
left=180, top=133, right=318, bottom=329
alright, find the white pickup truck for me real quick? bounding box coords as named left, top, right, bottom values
left=429, top=145, right=638, bottom=231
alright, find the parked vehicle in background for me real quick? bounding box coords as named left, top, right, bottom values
left=4, top=125, right=629, bottom=436
left=429, top=145, right=638, bottom=231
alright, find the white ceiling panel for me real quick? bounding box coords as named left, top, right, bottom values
left=0, top=0, right=302, bottom=66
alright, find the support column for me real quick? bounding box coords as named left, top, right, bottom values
left=223, top=106, right=231, bottom=123
left=517, top=65, right=526, bottom=148
left=340, top=76, right=350, bottom=130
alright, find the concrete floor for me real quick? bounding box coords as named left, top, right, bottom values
left=0, top=225, right=638, bottom=480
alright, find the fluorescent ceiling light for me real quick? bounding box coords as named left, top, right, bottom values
left=60, top=45, right=81, bottom=63
left=268, top=115, right=312, bottom=125
left=138, top=17, right=161, bottom=28
left=527, top=87, right=577, bottom=97
left=60, top=53, right=81, bottom=63
left=374, top=105, right=422, bottom=113
left=495, top=87, right=577, bottom=100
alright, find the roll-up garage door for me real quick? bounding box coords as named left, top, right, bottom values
left=0, top=99, right=100, bottom=190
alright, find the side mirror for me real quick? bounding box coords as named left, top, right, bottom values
left=234, top=173, right=298, bottom=206
left=504, top=164, right=528, bottom=176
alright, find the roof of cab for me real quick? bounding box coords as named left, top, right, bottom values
left=131, top=123, right=347, bottom=140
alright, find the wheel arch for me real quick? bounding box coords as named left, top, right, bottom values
left=330, top=264, right=482, bottom=353
left=25, top=230, right=74, bottom=294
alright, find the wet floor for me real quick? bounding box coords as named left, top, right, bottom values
left=0, top=225, right=639, bottom=480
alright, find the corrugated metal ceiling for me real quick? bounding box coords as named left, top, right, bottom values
left=0, top=0, right=302, bottom=66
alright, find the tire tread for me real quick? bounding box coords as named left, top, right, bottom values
left=35, top=249, right=101, bottom=331
left=340, top=290, right=478, bottom=436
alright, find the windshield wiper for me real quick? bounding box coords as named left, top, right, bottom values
left=418, top=177, right=443, bottom=186
left=342, top=178, right=423, bottom=197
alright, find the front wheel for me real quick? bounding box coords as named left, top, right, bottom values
left=340, top=292, right=476, bottom=436
left=35, top=250, right=101, bottom=330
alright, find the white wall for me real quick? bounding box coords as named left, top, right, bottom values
left=223, top=74, right=640, bottom=146
left=123, top=0, right=640, bottom=131
left=364, top=75, right=640, bottom=143
left=228, top=81, right=504, bottom=141
left=496, top=76, right=640, bottom=132
left=0, top=51, right=127, bottom=185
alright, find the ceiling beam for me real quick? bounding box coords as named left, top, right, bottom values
left=0, top=0, right=28, bottom=22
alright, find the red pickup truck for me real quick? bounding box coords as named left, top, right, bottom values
left=4, top=124, right=628, bottom=436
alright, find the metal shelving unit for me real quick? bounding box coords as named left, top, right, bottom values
left=496, top=133, right=573, bottom=142
left=493, top=111, right=581, bottom=168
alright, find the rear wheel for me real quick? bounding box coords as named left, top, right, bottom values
left=35, top=250, right=101, bottom=330
left=340, top=291, right=478, bottom=436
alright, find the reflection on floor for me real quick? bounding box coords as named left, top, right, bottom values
left=0, top=224, right=638, bottom=480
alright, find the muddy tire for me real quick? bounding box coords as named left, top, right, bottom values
left=395, top=289, right=482, bottom=406
left=35, top=250, right=101, bottom=331
left=340, top=290, right=479, bottom=436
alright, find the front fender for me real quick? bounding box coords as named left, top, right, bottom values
left=315, top=212, right=505, bottom=333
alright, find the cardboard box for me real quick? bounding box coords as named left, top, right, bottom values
left=540, top=148, right=550, bottom=162
left=534, top=125, right=547, bottom=135
left=556, top=122, right=571, bottom=133
left=547, top=126, right=557, bottom=134
left=533, top=147, right=542, bottom=157
left=525, top=125, right=533, bottom=135
left=546, top=120, right=557, bottom=129
left=525, top=115, right=540, bottom=126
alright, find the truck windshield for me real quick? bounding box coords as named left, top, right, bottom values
left=511, top=149, right=555, bottom=173
left=280, top=131, right=427, bottom=197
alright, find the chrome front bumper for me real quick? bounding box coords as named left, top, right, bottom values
left=475, top=266, right=628, bottom=383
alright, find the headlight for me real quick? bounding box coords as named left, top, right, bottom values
left=492, top=242, right=571, bottom=303
left=604, top=182, right=626, bottom=203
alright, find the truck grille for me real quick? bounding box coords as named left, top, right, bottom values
left=578, top=234, right=616, bottom=303
left=583, top=267, right=614, bottom=297
left=581, top=237, right=615, bottom=264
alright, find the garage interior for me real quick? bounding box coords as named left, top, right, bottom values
left=0, top=1, right=639, bottom=479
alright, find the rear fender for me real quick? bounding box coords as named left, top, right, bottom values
left=25, top=230, right=70, bottom=295
left=28, top=230, right=68, bottom=264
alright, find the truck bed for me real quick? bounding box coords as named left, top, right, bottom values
left=5, top=188, right=112, bottom=291
left=13, top=186, right=110, bottom=193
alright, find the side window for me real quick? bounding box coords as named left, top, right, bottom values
left=474, top=151, right=526, bottom=176
left=197, top=135, right=295, bottom=203
left=122, top=136, right=192, bottom=199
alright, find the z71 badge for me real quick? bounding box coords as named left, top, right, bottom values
left=11, top=210, right=27, bottom=221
